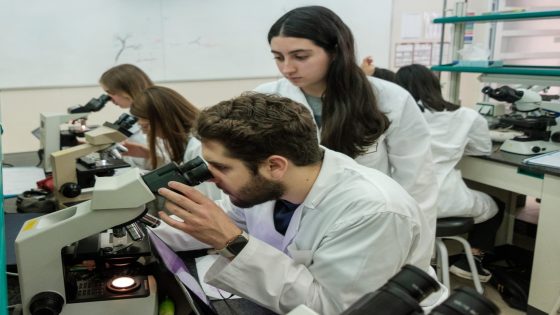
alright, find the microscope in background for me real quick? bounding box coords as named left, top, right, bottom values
left=51, top=113, right=137, bottom=207
left=288, top=264, right=499, bottom=315
left=15, top=156, right=212, bottom=315
left=483, top=86, right=560, bottom=155
left=39, top=94, right=111, bottom=173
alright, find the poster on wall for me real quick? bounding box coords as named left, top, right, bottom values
left=394, top=43, right=414, bottom=67
left=432, top=42, right=451, bottom=65
left=413, top=42, right=432, bottom=66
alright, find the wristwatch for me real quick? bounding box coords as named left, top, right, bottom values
left=214, top=231, right=249, bottom=258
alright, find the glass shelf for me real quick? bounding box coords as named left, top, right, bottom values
left=433, top=10, right=560, bottom=24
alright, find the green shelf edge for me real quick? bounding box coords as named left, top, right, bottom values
left=433, top=10, right=560, bottom=23
left=431, top=64, right=560, bottom=76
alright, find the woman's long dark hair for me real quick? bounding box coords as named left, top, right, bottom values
left=395, top=64, right=459, bottom=112
left=131, top=86, right=199, bottom=169
left=268, top=6, right=390, bottom=158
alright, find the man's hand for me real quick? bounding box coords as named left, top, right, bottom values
left=158, top=181, right=242, bottom=249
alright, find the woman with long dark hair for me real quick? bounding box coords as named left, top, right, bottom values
left=129, top=86, right=222, bottom=200
left=99, top=64, right=154, bottom=168
left=255, top=6, right=438, bottom=246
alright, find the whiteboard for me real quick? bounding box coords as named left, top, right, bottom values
left=0, top=0, right=393, bottom=89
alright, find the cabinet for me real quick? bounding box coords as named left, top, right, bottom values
left=431, top=6, right=560, bottom=103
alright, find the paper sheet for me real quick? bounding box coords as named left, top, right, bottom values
left=2, top=167, right=45, bottom=198
left=523, top=150, right=560, bottom=169
left=195, top=255, right=241, bottom=300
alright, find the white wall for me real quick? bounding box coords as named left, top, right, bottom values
left=0, top=77, right=275, bottom=154
left=2, top=0, right=496, bottom=154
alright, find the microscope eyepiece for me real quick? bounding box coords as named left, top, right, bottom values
left=141, top=156, right=213, bottom=194
left=113, top=113, right=138, bottom=130
left=341, top=264, right=440, bottom=315
left=340, top=264, right=500, bottom=315
left=178, top=156, right=214, bottom=186
left=481, top=86, right=523, bottom=103
left=100, top=113, right=139, bottom=138
left=67, top=94, right=111, bottom=114
left=430, top=287, right=500, bottom=315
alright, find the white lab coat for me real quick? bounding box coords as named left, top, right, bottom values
left=122, top=121, right=170, bottom=170
left=122, top=122, right=149, bottom=169
left=423, top=107, right=498, bottom=223
left=183, top=137, right=224, bottom=201
left=254, top=77, right=438, bottom=250
left=152, top=148, right=446, bottom=315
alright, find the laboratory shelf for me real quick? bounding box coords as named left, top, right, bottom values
left=431, top=64, right=560, bottom=76
left=433, top=10, right=560, bottom=24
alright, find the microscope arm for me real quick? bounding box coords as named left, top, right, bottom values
left=51, top=142, right=113, bottom=191
left=51, top=125, right=130, bottom=205
left=513, top=88, right=560, bottom=114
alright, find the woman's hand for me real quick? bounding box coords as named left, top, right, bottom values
left=121, top=140, right=150, bottom=158
left=360, top=56, right=376, bottom=76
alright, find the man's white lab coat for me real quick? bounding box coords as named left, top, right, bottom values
left=153, top=148, right=446, bottom=315
left=254, top=77, right=438, bottom=252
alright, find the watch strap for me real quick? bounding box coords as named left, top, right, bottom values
left=212, top=231, right=249, bottom=258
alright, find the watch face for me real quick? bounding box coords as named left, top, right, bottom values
left=227, top=235, right=248, bottom=255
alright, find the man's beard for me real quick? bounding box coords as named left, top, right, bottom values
left=229, top=173, right=285, bottom=208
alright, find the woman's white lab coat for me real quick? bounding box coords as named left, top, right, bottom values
left=254, top=77, right=438, bottom=247
left=122, top=122, right=149, bottom=168
left=153, top=148, right=447, bottom=315
left=422, top=107, right=498, bottom=223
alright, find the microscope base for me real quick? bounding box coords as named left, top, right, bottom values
left=14, top=276, right=158, bottom=315
left=60, top=275, right=158, bottom=315
left=500, top=139, right=560, bottom=155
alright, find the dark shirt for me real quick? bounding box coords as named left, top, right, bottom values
left=273, top=199, right=300, bottom=235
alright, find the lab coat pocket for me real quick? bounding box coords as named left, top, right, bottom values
left=287, top=244, right=313, bottom=266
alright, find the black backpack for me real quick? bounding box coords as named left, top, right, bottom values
left=487, top=264, right=530, bottom=311
left=485, top=245, right=533, bottom=312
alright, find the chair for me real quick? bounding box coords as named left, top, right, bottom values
left=434, top=217, right=484, bottom=294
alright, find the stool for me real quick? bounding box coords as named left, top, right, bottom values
left=435, top=217, right=484, bottom=294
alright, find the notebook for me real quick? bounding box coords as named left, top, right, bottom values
left=148, top=230, right=218, bottom=315
left=522, top=150, right=560, bottom=169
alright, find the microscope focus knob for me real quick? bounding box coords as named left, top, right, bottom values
left=29, top=291, right=64, bottom=315
left=59, top=182, right=82, bottom=198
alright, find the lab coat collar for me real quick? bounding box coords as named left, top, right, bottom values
left=299, top=147, right=343, bottom=211
left=276, top=78, right=310, bottom=106
left=280, top=148, right=344, bottom=250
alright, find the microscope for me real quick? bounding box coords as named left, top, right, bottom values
left=483, top=86, right=560, bottom=155
left=15, top=156, right=213, bottom=315
left=288, top=264, right=499, bottom=315
left=51, top=113, right=137, bottom=207
left=39, top=95, right=111, bottom=173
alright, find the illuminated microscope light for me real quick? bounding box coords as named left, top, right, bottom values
left=107, top=276, right=141, bottom=293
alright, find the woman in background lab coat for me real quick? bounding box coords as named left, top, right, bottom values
left=254, top=6, right=439, bottom=247
left=99, top=63, right=154, bottom=169
left=396, top=64, right=505, bottom=283
left=127, top=86, right=222, bottom=200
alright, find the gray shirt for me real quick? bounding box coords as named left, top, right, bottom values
left=304, top=93, right=323, bottom=128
